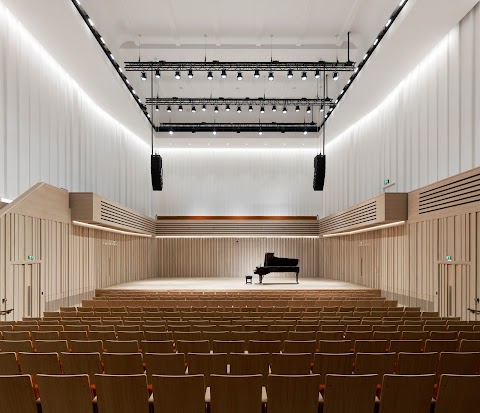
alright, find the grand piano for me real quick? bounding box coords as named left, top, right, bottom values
left=254, top=253, right=300, bottom=284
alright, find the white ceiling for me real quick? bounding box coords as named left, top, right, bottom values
left=3, top=0, right=477, bottom=149
left=80, top=0, right=400, bottom=144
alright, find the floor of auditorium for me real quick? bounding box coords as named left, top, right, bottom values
left=105, top=277, right=370, bottom=291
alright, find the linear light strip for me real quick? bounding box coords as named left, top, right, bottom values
left=321, top=221, right=406, bottom=238
left=156, top=235, right=320, bottom=239
left=69, top=0, right=153, bottom=126
left=321, top=0, right=410, bottom=125
left=72, top=221, right=153, bottom=237
left=0, top=197, right=12, bottom=203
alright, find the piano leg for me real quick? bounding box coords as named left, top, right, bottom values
left=296, top=273, right=298, bottom=284
left=259, top=274, right=263, bottom=284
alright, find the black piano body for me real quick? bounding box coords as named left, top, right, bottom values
left=254, top=253, right=300, bottom=284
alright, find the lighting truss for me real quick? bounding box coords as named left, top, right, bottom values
left=146, top=97, right=332, bottom=107
left=125, top=61, right=355, bottom=73
left=157, top=122, right=319, bottom=133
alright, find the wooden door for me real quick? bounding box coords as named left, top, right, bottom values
left=438, top=263, right=471, bottom=320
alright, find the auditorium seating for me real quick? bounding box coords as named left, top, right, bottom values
left=0, top=289, right=479, bottom=412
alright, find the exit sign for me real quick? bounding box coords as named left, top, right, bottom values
left=446, top=255, right=452, bottom=261
left=384, top=179, right=390, bottom=185
left=27, top=255, right=34, bottom=261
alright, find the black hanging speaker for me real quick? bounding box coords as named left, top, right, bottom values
left=313, top=154, right=326, bottom=191
left=151, top=154, right=163, bottom=191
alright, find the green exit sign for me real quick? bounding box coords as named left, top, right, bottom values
left=446, top=255, right=452, bottom=261
left=384, top=179, right=390, bottom=185
left=27, top=255, right=34, bottom=261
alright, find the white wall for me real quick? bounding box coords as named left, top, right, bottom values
left=323, top=4, right=480, bottom=216
left=155, top=148, right=322, bottom=216
left=0, top=2, right=153, bottom=216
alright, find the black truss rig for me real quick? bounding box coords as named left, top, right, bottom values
left=125, top=61, right=355, bottom=73
left=146, top=97, right=332, bottom=107
left=156, top=122, right=319, bottom=133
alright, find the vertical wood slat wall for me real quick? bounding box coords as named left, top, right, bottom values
left=157, top=237, right=319, bottom=279
left=319, top=211, right=479, bottom=318
left=0, top=184, right=157, bottom=321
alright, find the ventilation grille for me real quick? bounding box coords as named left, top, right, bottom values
left=419, top=171, right=480, bottom=215
left=156, top=221, right=319, bottom=236
left=100, top=201, right=156, bottom=234
left=318, top=201, right=377, bottom=234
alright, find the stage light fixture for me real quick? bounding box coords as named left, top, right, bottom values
left=155, top=104, right=159, bottom=112
left=254, top=69, right=260, bottom=78
left=315, top=70, right=320, bottom=78
left=207, top=71, right=213, bottom=80
left=221, top=69, right=227, bottom=78
left=301, top=72, right=307, bottom=80
left=175, top=71, right=181, bottom=79
left=155, top=69, right=161, bottom=78
left=272, top=105, right=277, bottom=112
left=260, top=106, right=265, bottom=113
left=141, top=71, right=147, bottom=81
left=188, top=69, right=194, bottom=78
left=237, top=72, right=243, bottom=81
left=306, top=106, right=311, bottom=113
left=214, top=106, right=219, bottom=113
left=167, top=106, right=172, bottom=112
left=303, top=128, right=308, bottom=135
left=283, top=107, right=287, bottom=113
left=248, top=105, right=253, bottom=112
left=226, top=105, right=231, bottom=111
left=295, top=106, right=300, bottom=112
left=287, top=69, right=293, bottom=79
left=259, top=130, right=263, bottom=135
left=333, top=71, right=339, bottom=81
left=213, top=130, right=217, bottom=135
left=268, top=72, right=274, bottom=81
left=202, top=104, right=207, bottom=111
left=178, top=105, right=183, bottom=112
left=169, top=129, right=173, bottom=135
left=237, top=106, right=242, bottom=113
left=191, top=106, right=196, bottom=112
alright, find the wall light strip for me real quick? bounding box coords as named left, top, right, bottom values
left=320, top=0, right=409, bottom=126
left=72, top=221, right=153, bottom=237
left=69, top=0, right=152, bottom=126
left=321, top=221, right=406, bottom=238
left=0, top=197, right=12, bottom=203
left=156, top=235, right=320, bottom=239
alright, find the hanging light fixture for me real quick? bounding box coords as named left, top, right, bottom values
left=306, top=106, right=311, bottom=113
left=283, top=107, right=287, bottom=113
left=155, top=69, right=161, bottom=78
left=191, top=106, right=196, bottom=113
left=155, top=104, right=159, bottom=112
left=315, top=70, right=321, bottom=78
left=254, top=69, right=260, bottom=78
left=175, top=71, right=181, bottom=80
left=167, top=106, right=172, bottom=113
left=207, top=71, right=213, bottom=80
left=214, top=106, right=219, bottom=113
left=202, top=104, right=207, bottom=112
left=226, top=105, right=231, bottom=111
left=295, top=106, right=300, bottom=112
left=260, top=106, right=265, bottom=113
left=333, top=71, right=339, bottom=81
left=221, top=69, right=227, bottom=78
left=320, top=104, right=324, bottom=113
left=268, top=72, right=274, bottom=81
left=237, top=72, right=243, bottom=81
left=237, top=106, right=242, bottom=113
left=272, top=105, right=277, bottom=112
left=248, top=105, right=253, bottom=112
left=287, top=69, right=293, bottom=79
left=141, top=71, right=147, bottom=81
left=188, top=69, right=194, bottom=79
left=301, top=72, right=307, bottom=80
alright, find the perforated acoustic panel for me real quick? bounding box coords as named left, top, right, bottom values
left=318, top=193, right=407, bottom=235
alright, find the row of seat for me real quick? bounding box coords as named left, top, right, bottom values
left=2, top=350, right=479, bottom=387
left=2, top=327, right=480, bottom=343
left=1, top=336, right=480, bottom=355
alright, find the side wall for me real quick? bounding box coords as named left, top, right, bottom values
left=0, top=2, right=153, bottom=216
left=323, top=4, right=480, bottom=216
left=0, top=184, right=157, bottom=320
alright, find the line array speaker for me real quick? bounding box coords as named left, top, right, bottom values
left=151, top=155, right=163, bottom=191
left=313, top=154, right=326, bottom=191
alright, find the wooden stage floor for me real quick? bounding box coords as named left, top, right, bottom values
left=105, top=277, right=370, bottom=291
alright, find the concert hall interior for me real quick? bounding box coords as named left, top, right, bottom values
left=1, top=0, right=480, bottom=412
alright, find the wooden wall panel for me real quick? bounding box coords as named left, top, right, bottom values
left=0, top=183, right=157, bottom=320
left=157, top=237, right=319, bottom=278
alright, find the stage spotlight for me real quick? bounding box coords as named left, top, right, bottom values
left=282, top=107, right=287, bottom=113
left=301, top=71, right=307, bottom=80
left=272, top=105, right=277, bottom=112
left=167, top=106, right=172, bottom=113
left=237, top=72, right=243, bottom=81
left=169, top=129, right=173, bottom=135
left=214, top=106, right=219, bottom=113
left=226, top=105, right=231, bottom=111
left=237, top=106, right=242, bottom=113
left=320, top=104, right=324, bottom=113
left=287, top=69, right=293, bottom=79
left=141, top=71, right=147, bottom=81
left=188, top=69, right=194, bottom=79
left=191, top=106, right=196, bottom=113
left=315, top=70, right=320, bottom=78
left=295, top=106, right=300, bottom=112
left=202, top=104, right=207, bottom=112
left=207, top=71, right=213, bottom=80
left=303, top=128, right=308, bottom=135
left=178, top=105, right=183, bottom=112
left=213, top=129, right=217, bottom=135
left=254, top=69, right=260, bottom=78
left=333, top=71, right=339, bottom=81
left=268, top=72, right=274, bottom=81
left=260, top=106, right=265, bottom=113
left=221, top=69, right=227, bottom=78
left=155, top=104, right=159, bottom=112
left=175, top=71, right=181, bottom=79
left=306, top=106, right=311, bottom=113
left=248, top=105, right=253, bottom=112
left=155, top=69, right=161, bottom=78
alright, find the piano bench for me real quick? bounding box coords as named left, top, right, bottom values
left=245, top=275, right=253, bottom=285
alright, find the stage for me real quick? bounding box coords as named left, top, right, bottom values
left=105, top=277, right=370, bottom=292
